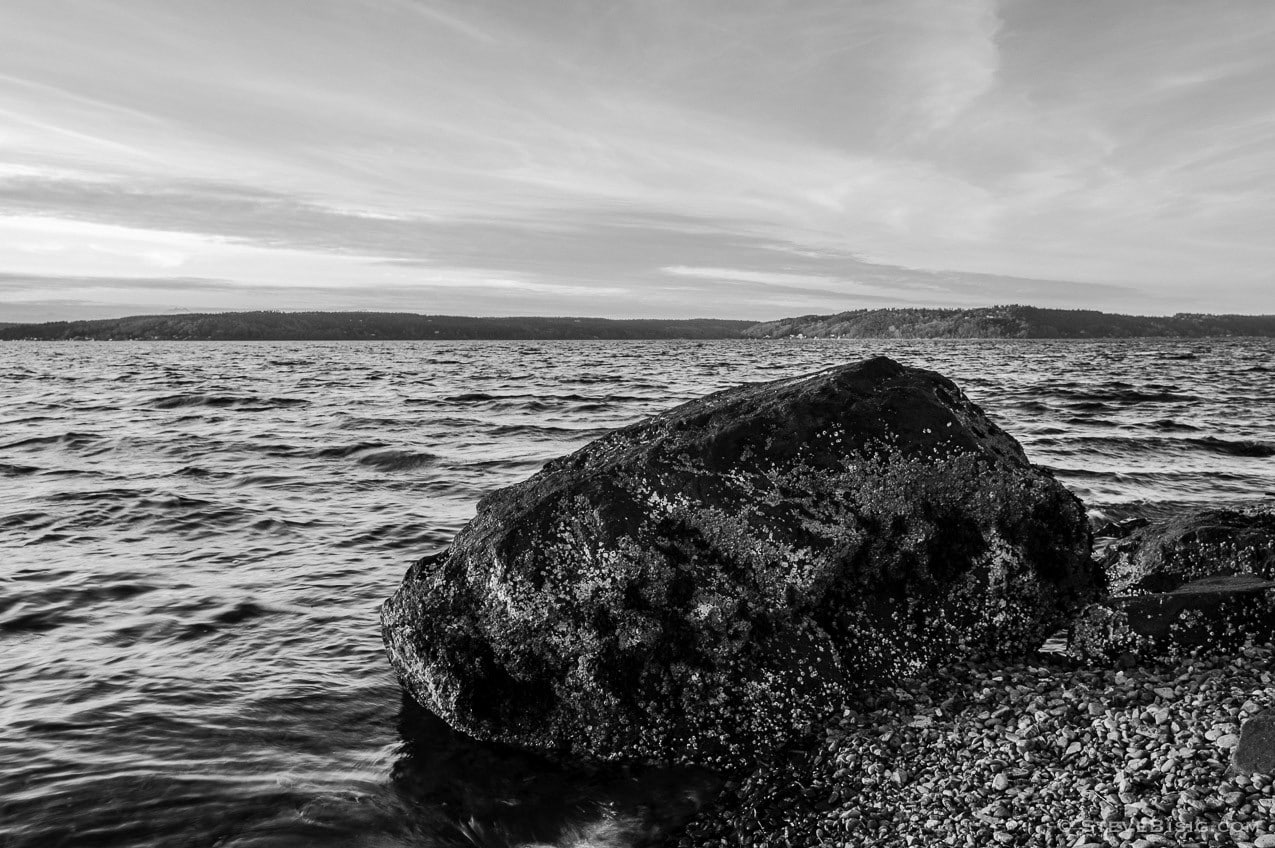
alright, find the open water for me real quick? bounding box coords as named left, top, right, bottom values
left=2, top=338, right=1273, bottom=847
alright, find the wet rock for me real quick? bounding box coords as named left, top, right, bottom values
left=382, top=356, right=1097, bottom=768
left=1101, top=503, right=1275, bottom=595
left=1071, top=574, right=1275, bottom=662
left=390, top=694, right=721, bottom=846
left=1234, top=710, right=1275, bottom=776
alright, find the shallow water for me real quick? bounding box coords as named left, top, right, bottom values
left=2, top=338, right=1273, bottom=847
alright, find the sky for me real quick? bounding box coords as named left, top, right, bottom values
left=1, top=0, right=1273, bottom=322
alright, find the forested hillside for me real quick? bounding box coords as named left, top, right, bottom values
left=0, top=312, right=754, bottom=341
left=743, top=306, right=1275, bottom=339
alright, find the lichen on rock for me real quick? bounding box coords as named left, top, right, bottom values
left=1071, top=574, right=1275, bottom=663
left=1100, top=502, right=1275, bottom=595
left=381, top=356, right=1098, bottom=769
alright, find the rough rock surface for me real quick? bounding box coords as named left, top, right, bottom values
left=1235, top=709, right=1275, bottom=776
left=381, top=356, right=1097, bottom=768
left=1101, top=503, right=1275, bottom=595
left=1071, top=574, right=1275, bottom=662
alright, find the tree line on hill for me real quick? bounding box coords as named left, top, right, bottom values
left=2, top=306, right=1273, bottom=341
left=0, top=312, right=754, bottom=341
left=742, top=306, right=1275, bottom=339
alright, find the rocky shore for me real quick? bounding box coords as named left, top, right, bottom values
left=379, top=357, right=1274, bottom=848
left=676, top=643, right=1275, bottom=848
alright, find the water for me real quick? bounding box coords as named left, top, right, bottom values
left=2, top=338, right=1273, bottom=847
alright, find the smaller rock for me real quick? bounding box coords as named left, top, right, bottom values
left=1234, top=710, right=1275, bottom=775
left=1100, top=503, right=1275, bottom=594
left=1070, top=574, right=1275, bottom=662
left=1254, top=835, right=1275, bottom=848
left=1217, top=733, right=1241, bottom=750
left=992, top=772, right=1009, bottom=791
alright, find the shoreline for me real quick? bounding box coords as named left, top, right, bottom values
left=676, top=642, right=1274, bottom=848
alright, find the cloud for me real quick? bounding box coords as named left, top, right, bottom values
left=661, top=261, right=1140, bottom=308
left=0, top=0, right=1273, bottom=320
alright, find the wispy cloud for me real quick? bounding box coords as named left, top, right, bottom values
left=0, top=0, right=1273, bottom=321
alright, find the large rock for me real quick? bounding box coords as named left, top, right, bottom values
left=381, top=356, right=1097, bottom=768
left=1101, top=503, right=1275, bottom=595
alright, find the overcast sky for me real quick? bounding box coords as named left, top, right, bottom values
left=1, top=0, right=1273, bottom=322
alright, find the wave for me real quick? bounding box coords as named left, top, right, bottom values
left=488, top=423, right=610, bottom=438
left=335, top=524, right=456, bottom=551
left=2, top=431, right=105, bottom=450
left=1188, top=436, right=1275, bottom=457
left=0, top=605, right=81, bottom=634
left=336, top=416, right=409, bottom=429
left=354, top=448, right=438, bottom=471
left=438, top=392, right=654, bottom=404
left=209, top=600, right=271, bottom=626
left=1036, top=433, right=1275, bottom=458
left=148, top=394, right=309, bottom=411
left=310, top=442, right=391, bottom=459
left=1062, top=416, right=1117, bottom=426
left=295, top=442, right=439, bottom=470
left=1058, top=389, right=1199, bottom=403
left=1145, top=418, right=1200, bottom=431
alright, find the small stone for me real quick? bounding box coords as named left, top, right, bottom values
left=1254, top=836, right=1275, bottom=848
left=992, top=773, right=1009, bottom=792
left=1235, top=710, right=1275, bottom=775
left=1218, top=733, right=1242, bottom=750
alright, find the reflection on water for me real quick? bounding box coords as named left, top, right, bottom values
left=2, top=338, right=1273, bottom=846
left=389, top=696, right=720, bottom=848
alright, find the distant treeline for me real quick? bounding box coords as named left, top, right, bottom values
left=743, top=306, right=1275, bottom=339
left=4, top=306, right=1275, bottom=341
left=0, top=312, right=755, bottom=341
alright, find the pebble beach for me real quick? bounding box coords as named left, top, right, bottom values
left=677, top=642, right=1275, bottom=848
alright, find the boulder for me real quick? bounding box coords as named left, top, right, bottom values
left=1234, top=709, right=1275, bottom=776
left=1100, top=503, right=1275, bottom=595
left=1071, top=574, right=1275, bottom=662
left=381, top=356, right=1097, bottom=768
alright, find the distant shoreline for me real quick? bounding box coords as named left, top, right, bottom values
left=3, top=306, right=1274, bottom=341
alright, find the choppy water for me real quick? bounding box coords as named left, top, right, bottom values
left=2, top=338, right=1273, bottom=848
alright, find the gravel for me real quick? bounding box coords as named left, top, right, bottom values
left=673, top=642, right=1275, bottom=847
